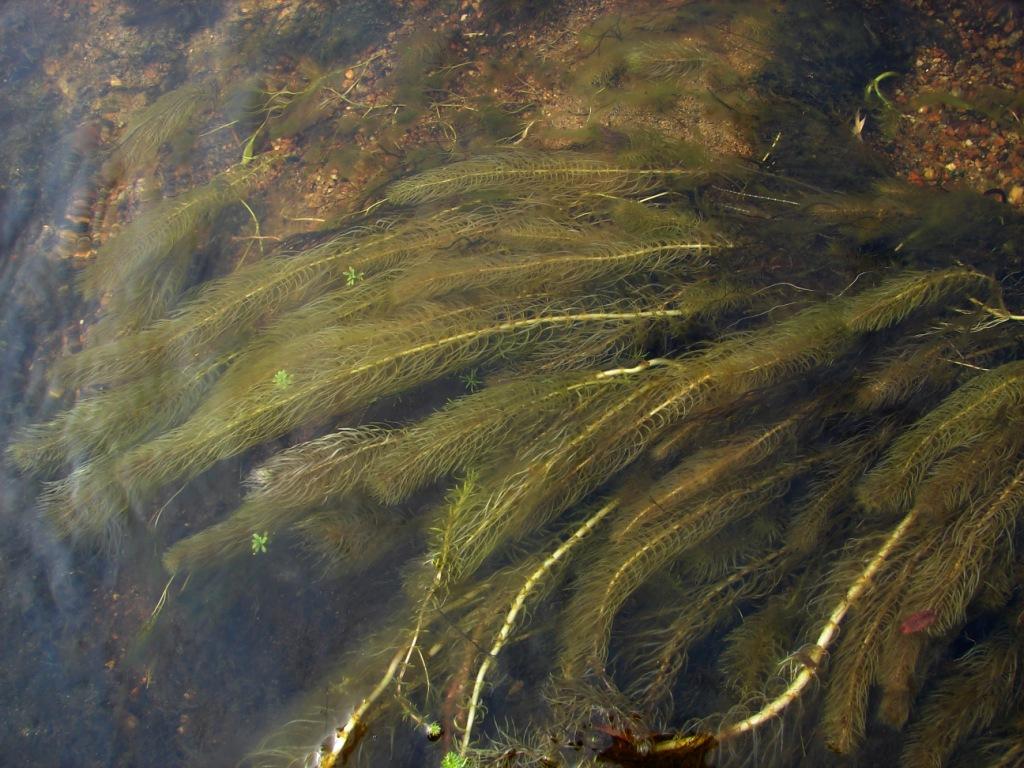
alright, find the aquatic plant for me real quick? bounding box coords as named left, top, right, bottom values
left=272, top=369, right=293, bottom=390
left=82, top=154, right=273, bottom=336
left=864, top=70, right=899, bottom=110
left=251, top=531, right=269, bottom=555
left=343, top=266, right=363, bottom=286
left=9, top=2, right=1024, bottom=768
left=100, top=80, right=216, bottom=183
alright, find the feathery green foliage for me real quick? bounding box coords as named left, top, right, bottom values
left=101, top=80, right=214, bottom=182
left=58, top=207, right=505, bottom=388
left=385, top=149, right=709, bottom=205
left=79, top=156, right=272, bottom=335
left=625, top=41, right=706, bottom=80
left=858, top=361, right=1024, bottom=516
left=163, top=427, right=392, bottom=572
left=11, top=4, right=1024, bottom=768
left=81, top=157, right=269, bottom=300
left=901, top=633, right=1022, bottom=767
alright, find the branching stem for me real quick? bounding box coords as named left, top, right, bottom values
left=652, top=507, right=919, bottom=754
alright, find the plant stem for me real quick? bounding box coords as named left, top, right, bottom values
left=460, top=499, right=618, bottom=755
left=651, top=507, right=919, bottom=755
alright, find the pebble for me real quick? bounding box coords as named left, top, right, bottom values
left=1009, top=185, right=1024, bottom=205
left=883, top=1, right=1023, bottom=197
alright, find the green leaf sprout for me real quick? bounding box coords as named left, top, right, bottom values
left=344, top=265, right=365, bottom=286
left=251, top=531, right=269, bottom=554
left=272, top=369, right=293, bottom=390
left=459, top=368, right=481, bottom=392
left=864, top=70, right=898, bottom=109
left=440, top=753, right=468, bottom=768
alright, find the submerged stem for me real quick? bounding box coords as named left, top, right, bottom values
left=460, top=500, right=618, bottom=755
left=653, top=508, right=920, bottom=754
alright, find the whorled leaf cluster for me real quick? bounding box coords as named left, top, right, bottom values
left=10, top=3, right=1024, bottom=768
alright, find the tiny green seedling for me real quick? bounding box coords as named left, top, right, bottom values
left=251, top=531, right=269, bottom=554
left=425, top=721, right=443, bottom=741
left=241, top=129, right=260, bottom=165
left=864, top=71, right=898, bottom=110
left=459, top=368, right=481, bottom=392
left=440, top=753, right=468, bottom=768
left=344, top=266, right=365, bottom=286
left=273, top=369, right=293, bottom=389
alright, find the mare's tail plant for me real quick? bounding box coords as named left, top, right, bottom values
left=10, top=2, right=1024, bottom=768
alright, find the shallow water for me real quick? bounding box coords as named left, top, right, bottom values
left=0, top=3, right=407, bottom=766
left=1, top=2, right=1021, bottom=768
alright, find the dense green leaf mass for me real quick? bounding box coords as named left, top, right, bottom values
left=10, top=3, right=1024, bottom=767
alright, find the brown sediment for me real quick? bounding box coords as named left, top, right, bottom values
left=865, top=0, right=1024, bottom=206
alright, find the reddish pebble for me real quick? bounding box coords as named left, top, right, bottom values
left=900, top=609, right=937, bottom=634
